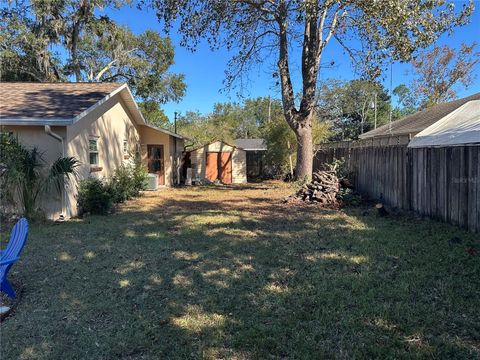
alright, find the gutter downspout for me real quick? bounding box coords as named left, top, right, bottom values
left=45, top=125, right=67, bottom=219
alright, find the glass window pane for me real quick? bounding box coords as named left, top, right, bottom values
left=90, top=152, right=98, bottom=165
left=89, top=139, right=98, bottom=151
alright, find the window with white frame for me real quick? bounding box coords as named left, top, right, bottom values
left=89, top=137, right=99, bottom=165
left=123, top=139, right=128, bottom=155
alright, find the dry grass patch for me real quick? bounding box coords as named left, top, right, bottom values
left=1, top=181, right=479, bottom=359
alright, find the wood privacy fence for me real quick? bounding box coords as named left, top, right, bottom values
left=314, top=143, right=480, bottom=232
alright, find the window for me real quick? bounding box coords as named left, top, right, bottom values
left=135, top=143, right=141, bottom=160
left=89, top=137, right=99, bottom=165
left=123, top=139, right=128, bottom=155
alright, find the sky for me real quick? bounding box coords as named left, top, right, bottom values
left=104, top=2, right=480, bottom=123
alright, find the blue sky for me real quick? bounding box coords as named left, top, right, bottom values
left=104, top=2, right=480, bottom=122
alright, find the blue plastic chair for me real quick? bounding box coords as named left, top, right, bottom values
left=0, top=218, right=28, bottom=299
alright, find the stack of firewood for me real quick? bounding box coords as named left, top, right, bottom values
left=293, top=169, right=340, bottom=205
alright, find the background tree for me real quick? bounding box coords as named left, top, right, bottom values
left=0, top=1, right=185, bottom=106
left=0, top=3, right=62, bottom=81
left=138, top=101, right=171, bottom=128
left=150, top=0, right=473, bottom=180
left=410, top=43, right=479, bottom=107
left=317, top=79, right=391, bottom=141
left=392, top=84, right=419, bottom=117
left=77, top=21, right=186, bottom=103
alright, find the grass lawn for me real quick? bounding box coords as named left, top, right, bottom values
left=1, top=181, right=479, bottom=359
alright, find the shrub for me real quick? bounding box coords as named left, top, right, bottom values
left=109, top=161, right=148, bottom=203
left=337, top=188, right=363, bottom=207
left=77, top=160, right=148, bottom=215
left=77, top=178, right=113, bottom=215
left=131, top=160, right=149, bottom=194
left=0, top=133, right=79, bottom=219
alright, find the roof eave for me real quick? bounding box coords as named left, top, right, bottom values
left=0, top=118, right=72, bottom=126
left=142, top=123, right=185, bottom=140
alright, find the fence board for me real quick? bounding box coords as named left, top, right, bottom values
left=314, top=142, right=480, bottom=232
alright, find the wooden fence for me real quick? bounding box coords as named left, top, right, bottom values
left=314, top=143, right=480, bottom=232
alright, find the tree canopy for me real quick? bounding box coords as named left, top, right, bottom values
left=0, top=0, right=186, bottom=104
left=149, top=0, right=474, bottom=179
left=317, top=79, right=392, bottom=141
left=410, top=43, right=479, bottom=107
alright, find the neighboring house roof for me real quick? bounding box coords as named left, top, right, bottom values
left=408, top=100, right=480, bottom=148
left=0, top=82, right=184, bottom=139
left=360, top=92, right=480, bottom=139
left=234, top=138, right=267, bottom=151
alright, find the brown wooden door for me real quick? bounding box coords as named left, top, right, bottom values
left=147, top=145, right=165, bottom=185
left=205, top=152, right=232, bottom=183
left=205, top=152, right=219, bottom=182
left=219, top=152, right=232, bottom=184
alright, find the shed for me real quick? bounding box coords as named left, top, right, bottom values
left=234, top=138, right=267, bottom=180
left=188, top=141, right=247, bottom=184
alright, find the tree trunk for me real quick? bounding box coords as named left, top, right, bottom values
left=295, top=118, right=313, bottom=181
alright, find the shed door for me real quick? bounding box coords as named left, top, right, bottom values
left=205, top=152, right=232, bottom=184
left=206, top=152, right=219, bottom=182
left=147, top=145, right=165, bottom=185
left=219, top=152, right=232, bottom=184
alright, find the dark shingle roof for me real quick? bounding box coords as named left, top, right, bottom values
left=360, top=92, right=480, bottom=139
left=234, top=138, right=267, bottom=151
left=0, top=82, right=124, bottom=120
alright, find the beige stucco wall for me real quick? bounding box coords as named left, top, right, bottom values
left=189, top=141, right=247, bottom=184
left=65, top=94, right=142, bottom=217
left=3, top=95, right=182, bottom=219
left=1, top=125, right=67, bottom=219
left=139, top=127, right=184, bottom=186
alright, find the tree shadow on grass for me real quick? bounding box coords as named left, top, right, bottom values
left=2, top=186, right=479, bottom=359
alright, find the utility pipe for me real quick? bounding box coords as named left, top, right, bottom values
left=45, top=125, right=67, bottom=219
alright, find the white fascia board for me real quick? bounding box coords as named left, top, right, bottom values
left=0, top=118, right=72, bottom=126
left=121, top=85, right=147, bottom=126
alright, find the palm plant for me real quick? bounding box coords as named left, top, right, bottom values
left=0, top=133, right=79, bottom=219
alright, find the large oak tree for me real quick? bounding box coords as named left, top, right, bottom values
left=0, top=0, right=185, bottom=104
left=150, top=0, right=473, bottom=179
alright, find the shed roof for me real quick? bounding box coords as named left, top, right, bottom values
left=234, top=138, right=267, bottom=151
left=360, top=92, right=480, bottom=139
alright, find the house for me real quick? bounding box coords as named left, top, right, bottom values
left=186, top=141, right=247, bottom=184
left=234, top=138, right=267, bottom=180
left=0, top=82, right=185, bottom=219
left=407, top=99, right=480, bottom=148
left=359, top=92, right=480, bottom=145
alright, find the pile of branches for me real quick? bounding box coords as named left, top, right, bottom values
left=292, top=168, right=340, bottom=205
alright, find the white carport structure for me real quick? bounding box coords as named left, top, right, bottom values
left=408, top=100, right=480, bottom=148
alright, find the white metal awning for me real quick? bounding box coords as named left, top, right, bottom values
left=408, top=100, right=480, bottom=148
